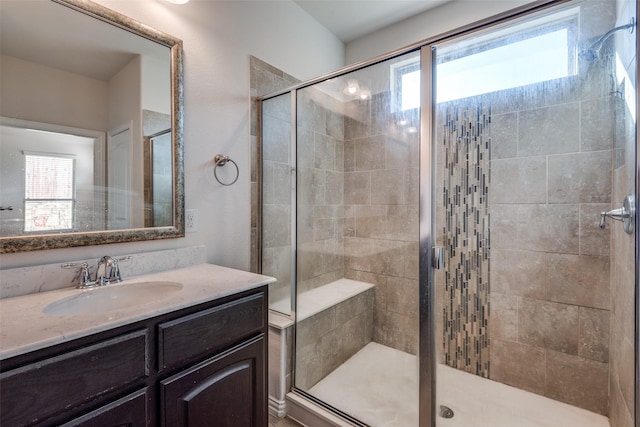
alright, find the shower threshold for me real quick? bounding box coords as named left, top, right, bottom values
left=308, top=342, right=610, bottom=427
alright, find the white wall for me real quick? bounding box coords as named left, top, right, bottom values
left=142, top=52, right=171, bottom=114
left=345, top=0, right=535, bottom=65
left=0, top=0, right=343, bottom=271
left=0, top=55, right=109, bottom=131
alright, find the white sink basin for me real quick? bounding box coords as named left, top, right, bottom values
left=43, top=281, right=183, bottom=316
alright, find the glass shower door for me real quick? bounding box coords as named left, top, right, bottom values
left=292, top=50, right=422, bottom=426
left=432, top=1, right=637, bottom=426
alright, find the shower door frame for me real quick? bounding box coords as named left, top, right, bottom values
left=418, top=43, right=436, bottom=426
left=258, top=0, right=639, bottom=425
left=635, top=4, right=640, bottom=427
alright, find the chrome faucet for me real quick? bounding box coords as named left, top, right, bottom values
left=96, top=255, right=131, bottom=285
left=62, top=255, right=132, bottom=288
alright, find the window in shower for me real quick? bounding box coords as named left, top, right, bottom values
left=391, top=58, right=420, bottom=111
left=392, top=7, right=580, bottom=105
left=437, top=26, right=574, bottom=102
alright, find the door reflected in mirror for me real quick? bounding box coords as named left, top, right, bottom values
left=0, top=0, right=184, bottom=252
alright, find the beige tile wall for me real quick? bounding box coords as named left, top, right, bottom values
left=485, top=61, right=614, bottom=414
left=296, top=88, right=347, bottom=295
left=342, top=95, right=420, bottom=355
left=434, top=72, right=617, bottom=413
left=255, top=56, right=421, bottom=375
left=295, top=75, right=420, bottom=355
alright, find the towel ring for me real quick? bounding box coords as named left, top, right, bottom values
left=213, top=154, right=239, bottom=186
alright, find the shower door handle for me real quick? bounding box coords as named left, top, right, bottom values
left=432, top=246, right=445, bottom=269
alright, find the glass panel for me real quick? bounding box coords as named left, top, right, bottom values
left=293, top=50, right=421, bottom=426
left=433, top=1, right=636, bottom=426
left=261, top=92, right=293, bottom=315
left=151, top=132, right=173, bottom=227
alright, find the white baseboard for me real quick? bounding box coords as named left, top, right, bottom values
left=269, top=395, right=288, bottom=418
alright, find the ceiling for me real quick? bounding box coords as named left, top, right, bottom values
left=293, top=0, right=452, bottom=43
left=2, top=0, right=451, bottom=81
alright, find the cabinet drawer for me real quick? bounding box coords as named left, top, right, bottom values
left=1, top=330, right=148, bottom=427
left=158, top=292, right=265, bottom=370
left=60, top=387, right=149, bottom=427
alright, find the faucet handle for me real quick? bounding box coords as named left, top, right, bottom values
left=61, top=262, right=95, bottom=288
left=599, top=195, right=635, bottom=234
left=111, top=256, right=132, bottom=283
left=599, top=207, right=626, bottom=228
left=97, top=255, right=132, bottom=285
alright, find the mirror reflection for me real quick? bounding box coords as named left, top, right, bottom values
left=0, top=0, right=183, bottom=251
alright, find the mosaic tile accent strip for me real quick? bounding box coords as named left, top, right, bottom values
left=441, top=102, right=491, bottom=377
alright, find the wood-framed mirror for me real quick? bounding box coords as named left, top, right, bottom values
left=0, top=0, right=184, bottom=253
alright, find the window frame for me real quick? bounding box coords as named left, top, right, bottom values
left=391, top=59, right=421, bottom=113
left=391, top=6, right=580, bottom=106
left=23, top=152, right=77, bottom=233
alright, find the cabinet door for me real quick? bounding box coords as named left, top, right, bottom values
left=161, top=335, right=266, bottom=427
left=60, top=388, right=149, bottom=427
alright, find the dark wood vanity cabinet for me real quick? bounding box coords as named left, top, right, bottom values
left=0, top=287, right=267, bottom=427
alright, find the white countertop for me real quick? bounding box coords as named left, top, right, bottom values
left=0, top=263, right=276, bottom=360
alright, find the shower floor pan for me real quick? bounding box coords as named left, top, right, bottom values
left=309, top=342, right=610, bottom=427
